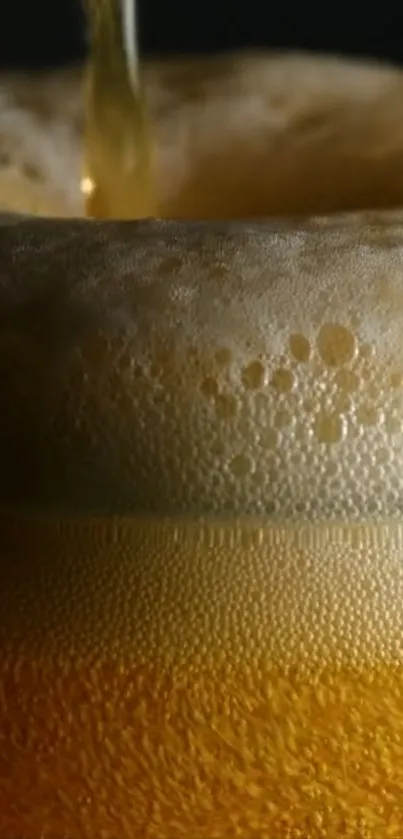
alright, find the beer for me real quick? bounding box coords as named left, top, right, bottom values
left=1, top=214, right=403, bottom=835
left=83, top=0, right=156, bottom=218
left=3, top=0, right=403, bottom=834
left=2, top=513, right=403, bottom=837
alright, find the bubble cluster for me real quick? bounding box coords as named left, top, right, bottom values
left=55, top=309, right=403, bottom=520
left=3, top=217, right=403, bottom=520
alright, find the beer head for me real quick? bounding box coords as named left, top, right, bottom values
left=1, top=213, right=403, bottom=520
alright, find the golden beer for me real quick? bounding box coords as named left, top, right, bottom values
left=1, top=214, right=403, bottom=836
left=2, top=0, right=403, bottom=834
left=83, top=0, right=156, bottom=218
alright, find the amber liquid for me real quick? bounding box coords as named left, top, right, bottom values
left=83, top=0, right=156, bottom=219
left=1, top=512, right=403, bottom=837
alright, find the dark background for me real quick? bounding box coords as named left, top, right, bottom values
left=1, top=1, right=403, bottom=70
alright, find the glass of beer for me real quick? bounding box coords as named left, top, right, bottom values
left=1, top=211, right=403, bottom=838
left=2, top=1, right=403, bottom=837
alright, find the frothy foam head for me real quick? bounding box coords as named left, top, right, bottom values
left=1, top=213, right=403, bottom=519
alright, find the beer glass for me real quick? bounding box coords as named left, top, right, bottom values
left=2, top=1, right=403, bottom=836
left=1, top=211, right=403, bottom=837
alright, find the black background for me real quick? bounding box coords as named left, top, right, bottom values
left=2, top=1, right=403, bottom=70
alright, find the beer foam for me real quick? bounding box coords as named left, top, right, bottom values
left=2, top=214, right=403, bottom=520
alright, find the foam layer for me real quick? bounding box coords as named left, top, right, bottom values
left=4, top=52, right=403, bottom=219
left=1, top=213, right=403, bottom=518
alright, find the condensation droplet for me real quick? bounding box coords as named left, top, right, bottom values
left=271, top=368, right=294, bottom=393
left=334, top=369, right=360, bottom=393
left=200, top=376, right=219, bottom=398
left=317, top=324, right=356, bottom=367
left=314, top=412, right=344, bottom=443
left=356, top=403, right=379, bottom=427
left=241, top=360, right=266, bottom=390
left=289, top=333, right=311, bottom=363
left=229, top=453, right=253, bottom=476
left=259, top=427, right=278, bottom=449
left=215, top=393, right=238, bottom=419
